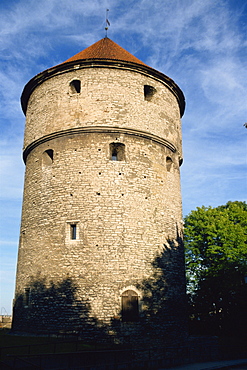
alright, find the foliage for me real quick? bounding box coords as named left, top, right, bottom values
left=184, top=201, right=247, bottom=337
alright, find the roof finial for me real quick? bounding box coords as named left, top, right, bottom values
left=105, top=8, right=110, bottom=37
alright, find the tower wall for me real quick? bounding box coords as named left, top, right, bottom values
left=23, top=67, right=182, bottom=159
left=13, top=62, right=187, bottom=344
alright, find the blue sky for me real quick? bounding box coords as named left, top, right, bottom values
left=0, top=0, right=246, bottom=315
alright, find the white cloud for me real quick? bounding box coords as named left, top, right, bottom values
left=200, top=58, right=247, bottom=121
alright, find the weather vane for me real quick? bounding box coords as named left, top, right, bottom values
left=105, top=8, right=110, bottom=37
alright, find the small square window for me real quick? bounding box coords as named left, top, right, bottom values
left=144, top=85, right=156, bottom=101
left=42, top=149, right=54, bottom=166
left=70, top=80, right=81, bottom=94
left=109, top=143, right=125, bottom=161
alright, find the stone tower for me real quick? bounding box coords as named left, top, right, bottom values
left=13, top=37, right=187, bottom=345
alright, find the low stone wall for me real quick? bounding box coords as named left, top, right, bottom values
left=0, top=315, right=12, bottom=329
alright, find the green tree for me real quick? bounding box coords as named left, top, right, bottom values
left=184, top=201, right=247, bottom=337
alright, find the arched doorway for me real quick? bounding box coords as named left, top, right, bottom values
left=121, top=290, right=139, bottom=322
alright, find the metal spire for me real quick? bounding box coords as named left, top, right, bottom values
left=105, top=8, right=110, bottom=37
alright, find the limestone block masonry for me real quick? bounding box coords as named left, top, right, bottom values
left=12, top=37, right=187, bottom=346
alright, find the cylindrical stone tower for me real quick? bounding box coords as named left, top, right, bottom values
left=13, top=37, right=187, bottom=345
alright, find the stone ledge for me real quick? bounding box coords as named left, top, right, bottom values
left=23, top=126, right=178, bottom=163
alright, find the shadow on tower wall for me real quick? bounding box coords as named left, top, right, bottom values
left=12, top=277, right=108, bottom=341
left=12, top=235, right=188, bottom=346
left=110, top=234, right=188, bottom=346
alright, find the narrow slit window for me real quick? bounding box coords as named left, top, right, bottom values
left=71, top=224, right=77, bottom=240
left=70, top=80, right=81, bottom=94
left=144, top=85, right=156, bottom=101
left=111, top=148, right=118, bottom=161
left=24, top=288, right=30, bottom=307
left=110, top=143, right=125, bottom=161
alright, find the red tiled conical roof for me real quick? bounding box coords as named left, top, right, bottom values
left=21, top=37, right=185, bottom=117
left=62, top=37, right=147, bottom=67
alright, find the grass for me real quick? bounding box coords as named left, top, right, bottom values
left=0, top=328, right=103, bottom=362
